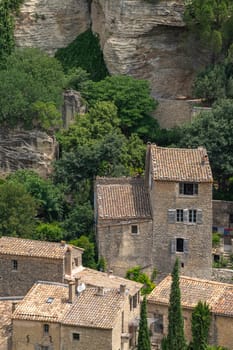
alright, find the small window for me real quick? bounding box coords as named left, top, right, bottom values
left=133, top=294, right=137, bottom=308
left=153, top=314, right=163, bottom=334
left=12, top=260, right=18, bottom=271
left=176, top=209, right=184, bottom=222
left=176, top=238, right=184, bottom=252
left=179, top=183, right=198, bottom=195
left=229, top=214, right=233, bottom=224
left=73, top=333, right=80, bottom=341
left=189, top=209, right=197, bottom=223
left=131, top=225, right=138, bottom=234
left=43, top=324, right=49, bottom=335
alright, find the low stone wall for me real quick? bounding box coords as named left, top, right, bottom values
left=212, top=268, right=233, bottom=284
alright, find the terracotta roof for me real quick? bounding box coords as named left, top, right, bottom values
left=150, top=145, right=213, bottom=182
left=148, top=275, right=233, bottom=317
left=75, top=267, right=142, bottom=296
left=96, top=177, right=152, bottom=220
left=0, top=237, right=82, bottom=260
left=13, top=281, right=125, bottom=329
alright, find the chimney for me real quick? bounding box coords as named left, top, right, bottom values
left=120, top=284, right=126, bottom=296
left=96, top=286, right=104, bottom=296
left=60, top=240, right=66, bottom=247
left=75, top=277, right=80, bottom=290
left=65, top=246, right=72, bottom=277
left=68, top=280, right=76, bottom=303
left=107, top=269, right=113, bottom=277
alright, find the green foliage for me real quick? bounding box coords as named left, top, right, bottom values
left=0, top=48, right=65, bottom=128
left=82, top=75, right=158, bottom=138
left=213, top=256, right=228, bottom=268
left=125, top=266, right=155, bottom=295
left=163, top=258, right=186, bottom=350
left=190, top=301, right=211, bottom=350
left=97, top=256, right=107, bottom=272
left=7, top=170, right=65, bottom=222
left=0, top=182, right=37, bottom=237
left=138, top=296, right=151, bottom=350
left=35, top=222, right=64, bottom=242
left=178, top=99, right=233, bottom=194
left=184, top=0, right=233, bottom=59
left=55, top=29, right=109, bottom=81
left=212, top=233, right=221, bottom=247
left=70, top=235, right=96, bottom=269
left=0, top=0, right=24, bottom=62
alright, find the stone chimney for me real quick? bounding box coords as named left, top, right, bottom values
left=107, top=269, right=113, bottom=277
left=60, top=240, right=66, bottom=247
left=96, top=286, right=104, bottom=296
left=120, top=284, right=126, bottom=296
left=68, top=280, right=76, bottom=303
left=65, top=246, right=72, bottom=277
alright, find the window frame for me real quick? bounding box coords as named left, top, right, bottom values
left=72, top=333, right=80, bottom=341
left=176, top=238, right=184, bottom=252
left=153, top=313, right=164, bottom=334
left=12, top=260, right=18, bottom=271
left=179, top=182, right=198, bottom=196
left=131, top=225, right=139, bottom=235
left=176, top=209, right=184, bottom=222
left=43, top=324, right=49, bottom=335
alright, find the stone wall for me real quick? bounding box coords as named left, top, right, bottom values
left=151, top=181, right=213, bottom=281
left=213, top=200, right=233, bottom=228
left=212, top=268, right=233, bottom=284
left=97, top=218, right=153, bottom=277
left=0, top=255, right=64, bottom=296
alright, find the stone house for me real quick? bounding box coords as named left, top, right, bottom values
left=147, top=275, right=233, bottom=349
left=95, top=145, right=213, bottom=280
left=12, top=273, right=142, bottom=350
left=0, top=237, right=83, bottom=296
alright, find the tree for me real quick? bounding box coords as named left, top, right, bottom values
left=162, top=258, right=186, bottom=350
left=0, top=48, right=65, bottom=128
left=138, top=296, right=151, bottom=350
left=178, top=99, right=233, bottom=195
left=34, top=222, right=64, bottom=242
left=125, top=266, right=155, bottom=295
left=82, top=75, right=158, bottom=138
left=0, top=182, right=37, bottom=237
left=184, top=0, right=233, bottom=59
left=69, top=235, right=96, bottom=269
left=190, top=301, right=211, bottom=350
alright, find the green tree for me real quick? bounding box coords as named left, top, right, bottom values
left=0, top=182, right=37, bottom=237
left=97, top=256, right=107, bottom=272
left=178, top=99, right=233, bottom=195
left=138, top=296, right=151, bottom=350
left=190, top=301, right=211, bottom=350
left=162, top=258, right=186, bottom=350
left=0, top=48, right=65, bottom=128
left=184, top=0, right=233, bottom=59
left=125, top=266, right=155, bottom=295
left=35, top=222, right=64, bottom=242
left=70, top=235, right=96, bottom=269
left=82, top=75, right=158, bottom=138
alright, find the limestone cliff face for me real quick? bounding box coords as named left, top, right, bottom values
left=14, top=0, right=90, bottom=54
left=92, top=0, right=208, bottom=99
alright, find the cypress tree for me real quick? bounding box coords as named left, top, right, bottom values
left=138, top=296, right=151, bottom=350
left=164, top=258, right=186, bottom=350
left=191, top=301, right=211, bottom=350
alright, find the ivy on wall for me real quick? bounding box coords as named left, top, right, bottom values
left=0, top=0, right=24, bottom=63
left=55, top=29, right=109, bottom=82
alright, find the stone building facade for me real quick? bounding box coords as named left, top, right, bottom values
left=0, top=237, right=83, bottom=296
left=95, top=145, right=213, bottom=280
left=12, top=273, right=142, bottom=350
left=147, top=275, right=233, bottom=349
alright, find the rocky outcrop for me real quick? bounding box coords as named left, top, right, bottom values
left=0, top=130, right=58, bottom=177
left=14, top=0, right=90, bottom=54
left=63, top=90, right=86, bottom=128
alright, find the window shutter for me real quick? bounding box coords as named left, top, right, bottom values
left=171, top=239, right=176, bottom=254
left=197, top=209, right=203, bottom=224
left=183, top=209, right=189, bottom=223
left=168, top=209, right=176, bottom=223
left=184, top=239, right=189, bottom=253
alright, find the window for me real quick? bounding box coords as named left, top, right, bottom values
left=12, top=260, right=18, bottom=271
left=73, top=333, right=80, bottom=341
left=176, top=238, right=184, bottom=252
left=133, top=294, right=137, bottom=308
left=153, top=314, right=163, bottom=334
left=176, top=209, right=183, bottom=222
left=131, top=225, right=138, bottom=234
left=188, top=209, right=197, bottom=223
left=43, top=324, right=49, bottom=335
left=229, top=213, right=233, bottom=224
left=179, top=183, right=198, bottom=195
left=171, top=238, right=188, bottom=254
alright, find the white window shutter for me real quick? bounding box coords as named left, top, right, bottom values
left=184, top=239, right=189, bottom=253
left=197, top=209, right=203, bottom=224
left=171, top=239, right=176, bottom=254
left=183, top=209, right=189, bottom=223
left=168, top=209, right=176, bottom=223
